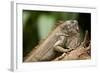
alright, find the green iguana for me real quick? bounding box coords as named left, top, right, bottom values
left=24, top=20, right=81, bottom=62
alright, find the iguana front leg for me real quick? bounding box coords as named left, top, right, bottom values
left=53, top=34, right=74, bottom=60
left=53, top=45, right=74, bottom=61
left=53, top=44, right=74, bottom=60
left=53, top=33, right=70, bottom=53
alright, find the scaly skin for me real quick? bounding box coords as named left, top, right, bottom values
left=24, top=20, right=80, bottom=62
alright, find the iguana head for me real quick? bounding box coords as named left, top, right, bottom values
left=61, top=20, right=79, bottom=36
